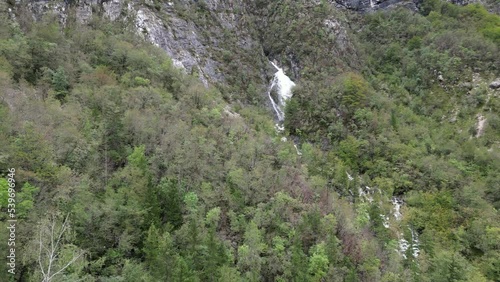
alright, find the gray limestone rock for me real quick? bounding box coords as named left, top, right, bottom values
left=18, top=0, right=494, bottom=88
left=490, top=79, right=500, bottom=89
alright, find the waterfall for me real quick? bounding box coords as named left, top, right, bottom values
left=390, top=197, right=420, bottom=258
left=294, top=144, right=302, bottom=156
left=267, top=61, right=296, bottom=126
left=359, top=186, right=374, bottom=203
left=354, top=184, right=419, bottom=259
left=410, top=227, right=420, bottom=257
left=381, top=214, right=390, bottom=228
left=268, top=61, right=300, bottom=154
left=397, top=228, right=420, bottom=258
left=398, top=234, right=410, bottom=259
left=392, top=197, right=403, bottom=221
left=346, top=172, right=354, bottom=181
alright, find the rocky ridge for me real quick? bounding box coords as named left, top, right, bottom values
left=8, top=0, right=497, bottom=90
left=10, top=0, right=369, bottom=88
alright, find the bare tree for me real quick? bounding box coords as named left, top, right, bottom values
left=37, top=214, right=85, bottom=282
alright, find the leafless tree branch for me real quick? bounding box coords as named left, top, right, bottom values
left=37, top=214, right=85, bottom=282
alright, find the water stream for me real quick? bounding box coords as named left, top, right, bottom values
left=265, top=61, right=420, bottom=259
left=357, top=188, right=419, bottom=258
left=267, top=61, right=296, bottom=125
left=391, top=197, right=420, bottom=258
left=267, top=61, right=301, bottom=155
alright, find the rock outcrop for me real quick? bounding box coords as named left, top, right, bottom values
left=17, top=0, right=264, bottom=86
left=10, top=0, right=497, bottom=88
left=490, top=79, right=500, bottom=89
left=333, top=0, right=493, bottom=12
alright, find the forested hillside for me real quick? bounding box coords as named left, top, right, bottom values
left=0, top=0, right=499, bottom=281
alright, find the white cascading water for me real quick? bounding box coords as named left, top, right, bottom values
left=267, top=61, right=296, bottom=126
left=294, top=144, right=303, bottom=156
left=390, top=197, right=420, bottom=258
left=346, top=172, right=354, bottom=181
left=352, top=181, right=420, bottom=259
left=410, top=227, right=420, bottom=258
left=381, top=214, right=390, bottom=228
left=359, top=186, right=374, bottom=203
left=268, top=61, right=302, bottom=155
left=398, top=234, right=410, bottom=259
left=355, top=191, right=419, bottom=258
left=392, top=197, right=403, bottom=221
left=397, top=229, right=420, bottom=259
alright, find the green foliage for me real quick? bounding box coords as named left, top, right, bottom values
left=407, top=191, right=455, bottom=238
left=218, top=266, right=242, bottom=282
left=127, top=145, right=148, bottom=172
left=308, top=243, right=329, bottom=281
left=144, top=225, right=176, bottom=280
left=51, top=66, right=70, bottom=101
left=1, top=1, right=499, bottom=281
left=184, top=192, right=199, bottom=212
left=341, top=72, right=371, bottom=114
left=284, top=1, right=500, bottom=280
left=460, top=4, right=500, bottom=44
left=11, top=123, right=60, bottom=181
left=16, top=182, right=39, bottom=218
left=150, top=178, right=183, bottom=229
left=285, top=73, right=372, bottom=140
left=205, top=206, right=222, bottom=227
left=428, top=250, right=484, bottom=282
left=0, top=178, right=9, bottom=210
left=120, top=260, right=153, bottom=282
left=237, top=221, right=266, bottom=282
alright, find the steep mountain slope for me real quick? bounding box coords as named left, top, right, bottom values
left=17, top=0, right=499, bottom=84
left=0, top=0, right=499, bottom=281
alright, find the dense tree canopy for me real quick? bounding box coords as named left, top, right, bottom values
left=0, top=0, right=499, bottom=281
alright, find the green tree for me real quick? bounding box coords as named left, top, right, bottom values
left=16, top=182, right=40, bottom=218
left=237, top=221, right=266, bottom=282
left=308, top=243, right=329, bottom=282
left=341, top=73, right=370, bottom=116
left=143, top=225, right=176, bottom=280
left=0, top=178, right=9, bottom=211
left=149, top=178, right=183, bottom=229
left=218, top=266, right=242, bottom=282
left=51, top=67, right=69, bottom=101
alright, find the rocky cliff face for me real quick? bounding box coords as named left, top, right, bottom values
left=17, top=0, right=261, bottom=86
left=333, top=0, right=418, bottom=11
left=10, top=0, right=356, bottom=89
left=10, top=0, right=495, bottom=90
left=333, top=0, right=491, bottom=11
